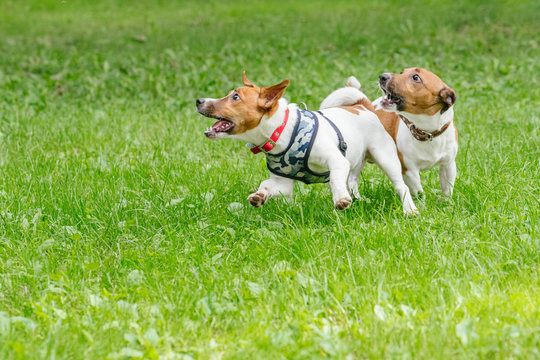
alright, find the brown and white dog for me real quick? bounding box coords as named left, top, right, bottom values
left=321, top=68, right=457, bottom=198
left=196, top=73, right=418, bottom=215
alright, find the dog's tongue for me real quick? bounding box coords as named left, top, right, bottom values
left=211, top=120, right=234, bottom=132
left=205, top=119, right=234, bottom=138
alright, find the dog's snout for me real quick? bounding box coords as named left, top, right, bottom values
left=196, top=98, right=205, bottom=107
left=379, top=73, right=391, bottom=84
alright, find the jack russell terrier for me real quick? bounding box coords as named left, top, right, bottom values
left=196, top=73, right=418, bottom=215
left=321, top=68, right=457, bottom=198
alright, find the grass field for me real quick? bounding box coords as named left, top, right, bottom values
left=0, top=0, right=539, bottom=359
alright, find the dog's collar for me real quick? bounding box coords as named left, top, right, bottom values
left=399, top=115, right=451, bottom=142
left=250, top=108, right=290, bottom=154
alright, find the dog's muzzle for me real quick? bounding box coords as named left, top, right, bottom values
left=379, top=73, right=391, bottom=86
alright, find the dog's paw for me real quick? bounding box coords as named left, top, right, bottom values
left=404, top=207, right=420, bottom=216
left=402, top=194, right=420, bottom=216
left=247, top=192, right=266, bottom=207
left=334, top=196, right=352, bottom=210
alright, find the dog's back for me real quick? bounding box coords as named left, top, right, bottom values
left=321, top=76, right=401, bottom=143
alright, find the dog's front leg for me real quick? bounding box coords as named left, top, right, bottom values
left=403, top=169, right=423, bottom=197
left=439, top=161, right=456, bottom=197
left=247, top=173, right=294, bottom=207
left=328, top=156, right=352, bottom=210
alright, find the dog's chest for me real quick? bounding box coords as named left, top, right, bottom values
left=398, top=122, right=458, bottom=170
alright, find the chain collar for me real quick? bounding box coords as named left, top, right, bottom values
left=400, top=115, right=451, bottom=142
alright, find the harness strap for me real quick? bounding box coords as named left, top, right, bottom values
left=315, top=111, right=348, bottom=156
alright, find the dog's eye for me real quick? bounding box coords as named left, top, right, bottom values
left=232, top=94, right=240, bottom=101
left=412, top=74, right=421, bottom=82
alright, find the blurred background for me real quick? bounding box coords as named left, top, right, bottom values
left=1, top=0, right=538, bottom=109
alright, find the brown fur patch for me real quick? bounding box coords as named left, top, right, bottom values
left=385, top=68, right=455, bottom=116
left=258, top=79, right=289, bottom=117
left=337, top=106, right=360, bottom=115
left=375, top=109, right=400, bottom=142
left=336, top=98, right=376, bottom=115
left=355, top=98, right=376, bottom=112
left=374, top=109, right=408, bottom=173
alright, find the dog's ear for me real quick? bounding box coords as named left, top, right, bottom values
left=242, top=71, right=255, bottom=88
left=258, top=79, right=290, bottom=110
left=439, top=86, right=456, bottom=114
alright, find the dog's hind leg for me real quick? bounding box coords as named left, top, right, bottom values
left=369, top=145, right=418, bottom=216
left=347, top=159, right=366, bottom=200
left=327, top=153, right=353, bottom=210
left=247, top=173, right=295, bottom=207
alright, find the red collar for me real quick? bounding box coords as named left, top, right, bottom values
left=250, top=108, right=290, bottom=154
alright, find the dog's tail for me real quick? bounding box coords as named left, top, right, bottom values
left=320, top=76, right=370, bottom=110
left=345, top=76, right=361, bottom=89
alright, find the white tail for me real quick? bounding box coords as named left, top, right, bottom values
left=346, top=76, right=361, bottom=89
left=320, top=76, right=366, bottom=109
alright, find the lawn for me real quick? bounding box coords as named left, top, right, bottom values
left=0, top=0, right=539, bottom=359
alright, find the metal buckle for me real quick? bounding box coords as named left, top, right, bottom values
left=256, top=138, right=276, bottom=152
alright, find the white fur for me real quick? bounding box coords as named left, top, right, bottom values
left=346, top=76, right=361, bottom=89
left=322, top=78, right=458, bottom=198
left=202, top=94, right=418, bottom=215
left=320, top=86, right=364, bottom=111
left=395, top=106, right=457, bottom=196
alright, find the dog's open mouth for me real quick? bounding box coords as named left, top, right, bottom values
left=205, top=118, right=235, bottom=138
left=381, top=88, right=403, bottom=108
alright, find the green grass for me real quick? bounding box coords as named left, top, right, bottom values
left=0, top=0, right=539, bottom=358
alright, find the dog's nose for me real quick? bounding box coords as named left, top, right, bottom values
left=379, top=73, right=391, bottom=84
left=196, top=98, right=204, bottom=106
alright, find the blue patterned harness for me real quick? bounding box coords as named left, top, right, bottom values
left=265, top=109, right=347, bottom=184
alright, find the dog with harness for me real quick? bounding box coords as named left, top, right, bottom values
left=196, top=72, right=418, bottom=215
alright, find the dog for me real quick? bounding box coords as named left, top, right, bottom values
left=321, top=68, right=457, bottom=198
left=196, top=72, right=418, bottom=215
